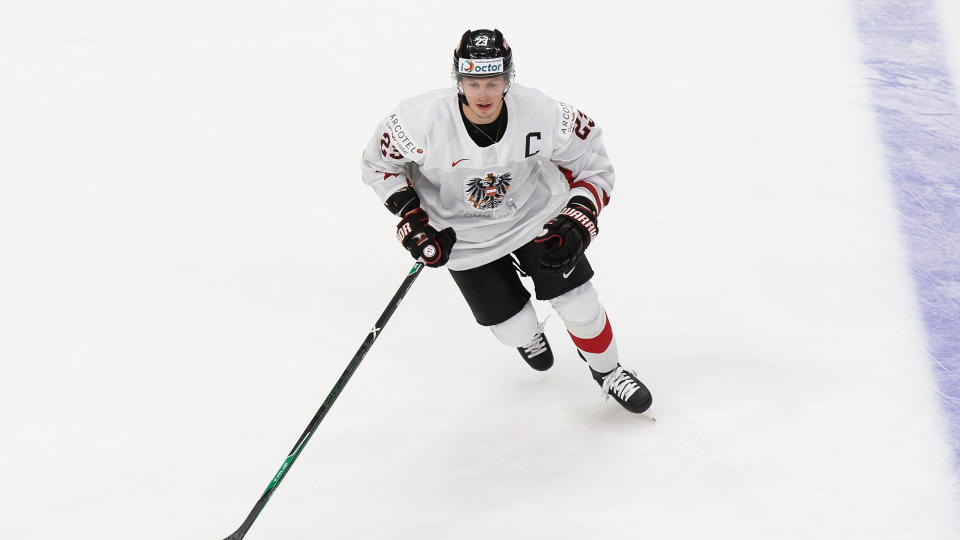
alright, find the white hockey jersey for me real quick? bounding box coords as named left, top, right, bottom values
left=361, top=83, right=614, bottom=271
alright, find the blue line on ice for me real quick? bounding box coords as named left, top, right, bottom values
left=854, top=0, right=960, bottom=470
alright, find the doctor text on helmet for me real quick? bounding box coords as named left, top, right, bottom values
left=458, top=57, right=504, bottom=75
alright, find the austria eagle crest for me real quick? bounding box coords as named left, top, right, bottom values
left=466, top=172, right=512, bottom=210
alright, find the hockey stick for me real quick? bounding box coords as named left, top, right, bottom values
left=223, top=261, right=425, bottom=540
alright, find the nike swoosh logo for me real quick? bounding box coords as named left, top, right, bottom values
left=451, top=158, right=470, bottom=167
left=562, top=268, right=575, bottom=279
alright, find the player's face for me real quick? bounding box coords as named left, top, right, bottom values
left=461, top=76, right=507, bottom=124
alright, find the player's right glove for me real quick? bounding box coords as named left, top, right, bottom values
left=533, top=196, right=598, bottom=274
left=396, top=207, right=457, bottom=267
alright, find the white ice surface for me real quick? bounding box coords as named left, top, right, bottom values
left=1, top=1, right=959, bottom=539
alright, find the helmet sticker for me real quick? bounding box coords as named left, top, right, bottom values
left=458, top=57, right=504, bottom=75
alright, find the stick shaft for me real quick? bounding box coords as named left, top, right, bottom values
left=224, top=261, right=425, bottom=540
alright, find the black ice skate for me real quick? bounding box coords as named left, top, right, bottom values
left=517, top=328, right=554, bottom=371
left=591, top=365, right=652, bottom=413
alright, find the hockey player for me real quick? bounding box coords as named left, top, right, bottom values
left=361, top=29, right=652, bottom=414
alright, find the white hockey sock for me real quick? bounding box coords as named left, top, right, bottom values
left=549, top=282, right=620, bottom=373
left=490, top=301, right=540, bottom=348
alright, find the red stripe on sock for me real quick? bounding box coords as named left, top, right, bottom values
left=569, top=315, right=613, bottom=354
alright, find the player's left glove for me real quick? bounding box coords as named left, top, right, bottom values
left=533, top=196, right=598, bottom=275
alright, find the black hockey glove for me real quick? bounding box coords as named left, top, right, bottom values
left=533, top=196, right=598, bottom=274
left=396, top=207, right=457, bottom=267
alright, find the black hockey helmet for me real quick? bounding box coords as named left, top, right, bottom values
left=452, top=29, right=514, bottom=83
